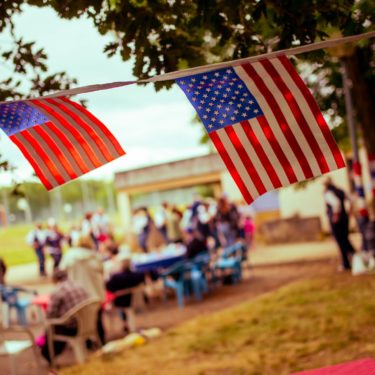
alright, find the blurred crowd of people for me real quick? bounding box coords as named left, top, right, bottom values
left=26, top=208, right=113, bottom=277
left=132, top=194, right=255, bottom=254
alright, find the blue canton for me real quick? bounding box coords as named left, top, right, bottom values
left=177, top=67, right=263, bottom=133
left=0, top=101, right=49, bottom=136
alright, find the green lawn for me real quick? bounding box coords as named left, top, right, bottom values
left=0, top=224, right=35, bottom=266
left=63, top=273, right=375, bottom=375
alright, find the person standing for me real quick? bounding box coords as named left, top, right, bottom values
left=27, top=223, right=47, bottom=277
left=45, top=222, right=65, bottom=270
left=59, top=235, right=106, bottom=344
left=324, top=179, right=356, bottom=270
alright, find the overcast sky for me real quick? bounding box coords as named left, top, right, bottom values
left=0, top=5, right=209, bottom=185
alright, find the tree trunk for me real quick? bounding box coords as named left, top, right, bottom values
left=345, top=47, right=375, bottom=155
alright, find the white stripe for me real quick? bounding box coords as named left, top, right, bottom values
left=216, top=128, right=260, bottom=199
left=251, top=61, right=322, bottom=177
left=249, top=118, right=290, bottom=186
left=234, top=65, right=305, bottom=181
left=232, top=122, right=275, bottom=191
left=271, top=58, right=338, bottom=172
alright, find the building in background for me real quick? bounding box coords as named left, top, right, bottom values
left=114, top=151, right=372, bottom=241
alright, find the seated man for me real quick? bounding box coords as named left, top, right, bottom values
left=106, top=255, right=145, bottom=332
left=40, top=269, right=89, bottom=364
left=185, top=228, right=208, bottom=260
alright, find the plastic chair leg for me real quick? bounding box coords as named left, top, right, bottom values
left=71, top=339, right=87, bottom=364
left=16, top=307, right=27, bottom=326
left=175, top=284, right=184, bottom=308
left=124, top=308, right=136, bottom=332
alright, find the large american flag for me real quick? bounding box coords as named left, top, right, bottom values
left=177, top=55, right=345, bottom=204
left=0, top=97, right=125, bottom=190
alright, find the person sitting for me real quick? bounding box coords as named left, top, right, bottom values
left=185, top=228, right=208, bottom=260
left=59, top=235, right=106, bottom=344
left=106, top=255, right=145, bottom=332
left=40, top=269, right=89, bottom=364
left=103, top=243, right=122, bottom=281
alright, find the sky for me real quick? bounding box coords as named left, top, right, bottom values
left=0, top=5, right=209, bottom=185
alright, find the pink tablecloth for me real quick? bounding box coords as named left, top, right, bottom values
left=292, top=358, right=375, bottom=375
left=32, top=294, right=50, bottom=312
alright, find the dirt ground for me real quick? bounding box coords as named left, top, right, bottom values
left=0, top=256, right=341, bottom=375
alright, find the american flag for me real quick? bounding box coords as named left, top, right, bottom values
left=0, top=97, right=125, bottom=190
left=177, top=55, right=345, bottom=204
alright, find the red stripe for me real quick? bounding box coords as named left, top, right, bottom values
left=256, top=115, right=298, bottom=183
left=278, top=55, right=345, bottom=169
left=10, top=134, right=53, bottom=190
left=368, top=154, right=375, bottom=162
left=45, top=122, right=90, bottom=174
left=33, top=124, right=78, bottom=180
left=352, top=161, right=362, bottom=176
left=242, top=63, right=314, bottom=179
left=31, top=100, right=103, bottom=168
left=261, top=59, right=330, bottom=174
left=60, top=97, right=126, bottom=157
left=240, top=120, right=282, bottom=188
left=45, top=98, right=114, bottom=162
left=18, top=130, right=65, bottom=185
left=225, top=125, right=266, bottom=195
left=210, top=131, right=254, bottom=204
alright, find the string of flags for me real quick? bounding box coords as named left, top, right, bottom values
left=0, top=32, right=374, bottom=205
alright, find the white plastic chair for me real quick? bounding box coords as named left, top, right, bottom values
left=46, top=298, right=101, bottom=367
left=112, top=284, right=145, bottom=333
left=0, top=326, right=43, bottom=375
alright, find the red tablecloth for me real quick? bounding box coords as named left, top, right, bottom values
left=32, top=294, right=51, bottom=312
left=292, top=358, right=375, bottom=375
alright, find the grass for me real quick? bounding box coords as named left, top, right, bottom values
left=0, top=224, right=35, bottom=266
left=62, top=273, right=375, bottom=375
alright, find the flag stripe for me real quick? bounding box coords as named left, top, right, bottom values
left=33, top=125, right=78, bottom=180
left=44, top=98, right=114, bottom=163
left=18, top=129, right=65, bottom=185
left=59, top=97, right=125, bottom=158
left=44, top=122, right=90, bottom=174
left=209, top=131, right=254, bottom=204
left=232, top=123, right=275, bottom=191
left=234, top=66, right=299, bottom=183
left=278, top=55, right=345, bottom=169
left=26, top=127, right=70, bottom=184
left=10, top=133, right=55, bottom=190
left=28, top=100, right=103, bottom=168
left=271, top=57, right=338, bottom=172
left=248, top=117, right=290, bottom=186
left=259, top=114, right=299, bottom=184
left=259, top=59, right=327, bottom=175
left=225, top=125, right=266, bottom=195
left=240, top=120, right=283, bottom=189
left=217, top=128, right=260, bottom=199
left=241, top=63, right=314, bottom=180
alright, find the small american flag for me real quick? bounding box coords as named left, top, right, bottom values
left=0, top=97, right=125, bottom=190
left=177, top=55, right=345, bottom=204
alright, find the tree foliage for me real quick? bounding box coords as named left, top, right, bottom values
left=0, top=0, right=374, bottom=182
left=23, top=0, right=375, bottom=154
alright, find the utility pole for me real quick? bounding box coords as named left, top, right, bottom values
left=342, top=58, right=369, bottom=249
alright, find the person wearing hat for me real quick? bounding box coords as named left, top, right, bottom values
left=59, top=235, right=106, bottom=344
